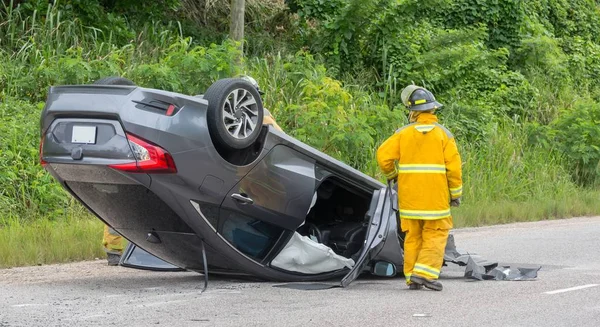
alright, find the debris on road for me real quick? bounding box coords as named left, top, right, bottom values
left=444, top=235, right=541, bottom=281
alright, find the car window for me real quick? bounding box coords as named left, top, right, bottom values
left=221, top=213, right=284, bottom=260
left=120, top=243, right=183, bottom=271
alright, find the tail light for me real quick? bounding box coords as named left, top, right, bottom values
left=166, top=104, right=176, bottom=116
left=110, top=133, right=177, bottom=174
left=40, top=135, right=47, bottom=167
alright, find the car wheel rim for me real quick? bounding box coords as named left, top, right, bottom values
left=222, top=88, right=259, bottom=140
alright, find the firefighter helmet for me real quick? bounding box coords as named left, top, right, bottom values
left=400, top=85, right=443, bottom=111
left=237, top=75, right=264, bottom=95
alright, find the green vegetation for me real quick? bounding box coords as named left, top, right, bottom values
left=0, top=207, right=104, bottom=268
left=1, top=0, right=600, bottom=267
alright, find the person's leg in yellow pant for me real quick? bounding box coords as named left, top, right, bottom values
left=411, top=217, right=452, bottom=291
left=401, top=219, right=424, bottom=287
left=103, top=225, right=124, bottom=266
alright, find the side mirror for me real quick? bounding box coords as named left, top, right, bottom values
left=371, top=261, right=397, bottom=277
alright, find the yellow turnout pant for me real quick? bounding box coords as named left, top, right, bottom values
left=401, top=217, right=452, bottom=283
left=103, top=225, right=124, bottom=255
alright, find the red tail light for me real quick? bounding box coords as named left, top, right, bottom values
left=166, top=104, right=176, bottom=116
left=110, top=133, right=177, bottom=174
left=40, top=135, right=47, bottom=167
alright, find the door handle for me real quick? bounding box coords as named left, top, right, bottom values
left=231, top=193, right=254, bottom=205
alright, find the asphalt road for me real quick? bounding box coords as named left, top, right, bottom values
left=2, top=217, right=600, bottom=327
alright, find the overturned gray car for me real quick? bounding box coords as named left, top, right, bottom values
left=39, top=77, right=405, bottom=287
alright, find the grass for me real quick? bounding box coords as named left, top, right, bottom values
left=453, top=190, right=600, bottom=227
left=0, top=212, right=106, bottom=269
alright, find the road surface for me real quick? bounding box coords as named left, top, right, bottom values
left=1, top=217, right=600, bottom=326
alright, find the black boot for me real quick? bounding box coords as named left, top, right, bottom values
left=410, top=275, right=443, bottom=291
left=408, top=283, right=423, bottom=290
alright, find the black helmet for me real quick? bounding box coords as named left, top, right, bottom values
left=400, top=85, right=443, bottom=111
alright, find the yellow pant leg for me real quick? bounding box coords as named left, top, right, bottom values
left=412, top=217, right=452, bottom=280
left=103, top=225, right=124, bottom=255
left=263, top=115, right=283, bottom=132
left=400, top=218, right=423, bottom=284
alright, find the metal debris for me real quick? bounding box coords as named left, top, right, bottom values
left=444, top=234, right=541, bottom=281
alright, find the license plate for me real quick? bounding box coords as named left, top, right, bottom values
left=72, top=125, right=97, bottom=144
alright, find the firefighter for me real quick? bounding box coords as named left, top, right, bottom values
left=103, top=225, right=124, bottom=266
left=376, top=85, right=463, bottom=291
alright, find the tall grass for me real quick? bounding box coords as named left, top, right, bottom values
left=460, top=123, right=577, bottom=203
left=454, top=191, right=600, bottom=227
left=0, top=98, right=70, bottom=223
left=452, top=123, right=600, bottom=226
left=0, top=212, right=105, bottom=268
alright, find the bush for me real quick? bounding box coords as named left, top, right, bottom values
left=288, top=0, right=346, bottom=21
left=0, top=98, right=70, bottom=224
left=128, top=39, right=241, bottom=94
left=248, top=52, right=406, bottom=173
left=446, top=0, right=526, bottom=51
left=534, top=101, right=600, bottom=185
left=1, top=38, right=241, bottom=102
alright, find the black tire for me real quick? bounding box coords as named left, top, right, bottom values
left=204, top=78, right=264, bottom=150
left=93, top=76, right=136, bottom=86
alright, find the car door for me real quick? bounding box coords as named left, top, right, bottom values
left=341, top=185, right=395, bottom=287
left=218, top=145, right=317, bottom=261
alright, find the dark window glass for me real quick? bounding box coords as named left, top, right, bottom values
left=221, top=214, right=283, bottom=260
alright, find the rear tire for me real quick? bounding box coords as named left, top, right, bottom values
left=93, top=76, right=136, bottom=86
left=204, top=78, right=264, bottom=150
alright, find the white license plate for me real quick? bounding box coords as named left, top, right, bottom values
left=71, top=125, right=97, bottom=144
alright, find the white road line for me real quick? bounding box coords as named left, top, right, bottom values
left=135, top=299, right=188, bottom=308
left=11, top=303, right=50, bottom=308
left=544, top=284, right=599, bottom=295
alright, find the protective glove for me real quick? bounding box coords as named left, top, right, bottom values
left=450, top=198, right=461, bottom=207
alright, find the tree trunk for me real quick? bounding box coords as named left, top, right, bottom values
left=230, top=0, right=245, bottom=63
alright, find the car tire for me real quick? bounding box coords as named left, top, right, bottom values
left=204, top=78, right=264, bottom=150
left=93, top=76, right=136, bottom=86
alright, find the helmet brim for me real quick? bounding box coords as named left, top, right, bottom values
left=409, top=101, right=443, bottom=111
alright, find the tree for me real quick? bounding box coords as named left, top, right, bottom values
left=230, top=0, right=245, bottom=62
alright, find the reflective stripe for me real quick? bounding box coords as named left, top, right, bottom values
left=450, top=186, right=462, bottom=193
left=395, top=122, right=417, bottom=134
left=405, top=273, right=412, bottom=282
left=415, top=263, right=440, bottom=274
left=399, top=209, right=451, bottom=220
left=414, top=99, right=427, bottom=105
left=398, top=164, right=445, bottom=168
left=434, top=123, right=454, bottom=138
left=414, top=263, right=440, bottom=278
left=397, top=164, right=446, bottom=174
left=450, top=186, right=463, bottom=197
left=413, top=269, right=438, bottom=279
left=415, top=125, right=435, bottom=133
